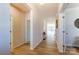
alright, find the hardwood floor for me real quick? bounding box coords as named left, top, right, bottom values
left=11, top=38, right=60, bottom=55
left=63, top=46, right=79, bottom=55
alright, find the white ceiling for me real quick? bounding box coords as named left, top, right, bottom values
left=61, top=3, right=79, bottom=12
left=29, top=3, right=60, bottom=18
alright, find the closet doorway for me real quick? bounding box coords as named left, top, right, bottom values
left=9, top=4, right=27, bottom=52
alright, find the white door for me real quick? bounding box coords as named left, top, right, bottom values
left=10, top=16, right=13, bottom=51
left=10, top=5, right=26, bottom=49
left=27, top=20, right=30, bottom=43
left=56, top=14, right=64, bottom=53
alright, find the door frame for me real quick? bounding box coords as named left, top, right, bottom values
left=10, top=15, right=14, bottom=52
left=9, top=3, right=30, bottom=52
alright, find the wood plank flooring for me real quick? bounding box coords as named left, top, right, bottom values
left=11, top=39, right=60, bottom=55
left=63, top=46, right=79, bottom=55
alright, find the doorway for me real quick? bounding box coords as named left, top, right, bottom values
left=43, top=18, right=57, bottom=49
left=46, top=20, right=56, bottom=47
left=27, top=20, right=30, bottom=43
left=9, top=4, right=27, bottom=52
left=47, top=23, right=55, bottom=40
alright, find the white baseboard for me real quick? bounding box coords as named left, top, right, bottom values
left=30, top=47, right=34, bottom=50
left=30, top=39, right=43, bottom=50
left=13, top=41, right=25, bottom=49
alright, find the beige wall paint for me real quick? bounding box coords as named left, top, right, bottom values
left=10, top=5, right=26, bottom=48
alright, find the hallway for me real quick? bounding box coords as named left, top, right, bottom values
left=12, top=35, right=59, bottom=55
left=0, top=3, right=64, bottom=55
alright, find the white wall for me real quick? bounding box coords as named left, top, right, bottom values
left=0, top=4, right=10, bottom=54
left=27, top=20, right=30, bottom=43
left=55, top=13, right=64, bottom=53
left=30, top=8, right=43, bottom=49
left=25, top=12, right=30, bottom=43
left=64, top=7, right=79, bottom=46
left=43, top=20, right=47, bottom=33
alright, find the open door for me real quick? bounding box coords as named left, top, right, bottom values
left=56, top=14, right=64, bottom=53
left=9, top=4, right=27, bottom=51
left=10, top=16, right=13, bottom=52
